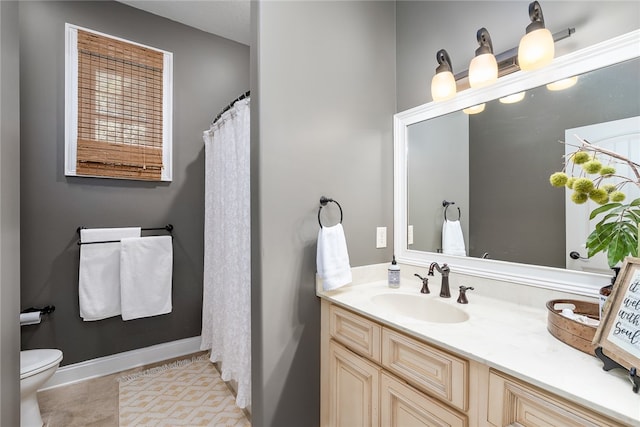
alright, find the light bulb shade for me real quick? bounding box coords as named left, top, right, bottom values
left=463, top=103, right=485, bottom=115
left=469, top=53, right=498, bottom=88
left=518, top=28, right=554, bottom=70
left=499, top=91, right=526, bottom=104
left=431, top=49, right=456, bottom=101
left=546, top=76, right=578, bottom=91
left=431, top=71, right=457, bottom=101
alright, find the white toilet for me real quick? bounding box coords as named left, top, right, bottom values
left=20, top=349, right=63, bottom=427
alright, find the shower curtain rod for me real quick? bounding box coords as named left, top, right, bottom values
left=210, top=90, right=250, bottom=126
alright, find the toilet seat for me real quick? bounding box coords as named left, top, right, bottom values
left=20, top=349, right=63, bottom=380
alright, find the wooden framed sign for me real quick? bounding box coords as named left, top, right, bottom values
left=593, top=257, right=640, bottom=374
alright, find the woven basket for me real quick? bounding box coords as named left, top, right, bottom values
left=546, top=299, right=599, bottom=356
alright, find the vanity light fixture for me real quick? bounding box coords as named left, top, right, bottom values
left=462, top=103, right=486, bottom=115
left=431, top=49, right=457, bottom=101
left=499, top=91, right=526, bottom=104
left=546, top=76, right=579, bottom=91
left=518, top=1, right=555, bottom=71
left=430, top=2, right=574, bottom=98
left=468, top=28, right=498, bottom=88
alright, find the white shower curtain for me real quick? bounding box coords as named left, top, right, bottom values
left=201, top=96, right=251, bottom=409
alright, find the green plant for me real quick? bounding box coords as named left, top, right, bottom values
left=550, top=135, right=640, bottom=267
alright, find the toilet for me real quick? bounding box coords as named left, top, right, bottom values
left=20, top=349, right=63, bottom=427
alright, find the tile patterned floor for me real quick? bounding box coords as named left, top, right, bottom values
left=38, top=352, right=249, bottom=427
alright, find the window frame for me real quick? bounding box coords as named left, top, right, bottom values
left=64, top=23, right=173, bottom=182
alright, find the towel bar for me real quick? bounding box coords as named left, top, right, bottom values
left=76, top=224, right=174, bottom=245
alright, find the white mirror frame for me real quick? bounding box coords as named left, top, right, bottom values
left=394, top=30, right=640, bottom=297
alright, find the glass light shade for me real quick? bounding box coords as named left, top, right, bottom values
left=518, top=28, right=554, bottom=71
left=468, top=53, right=498, bottom=88
left=431, top=71, right=457, bottom=101
left=499, top=91, right=526, bottom=104
left=546, top=76, right=579, bottom=91
left=462, top=103, right=485, bottom=115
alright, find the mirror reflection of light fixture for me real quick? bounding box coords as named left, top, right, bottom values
left=469, top=28, right=498, bottom=88
left=431, top=49, right=457, bottom=101
left=518, top=1, right=555, bottom=71
left=499, top=91, right=526, bottom=104
left=546, top=76, right=579, bottom=91
left=463, top=103, right=486, bottom=115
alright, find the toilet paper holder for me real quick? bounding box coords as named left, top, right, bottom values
left=21, top=306, right=55, bottom=316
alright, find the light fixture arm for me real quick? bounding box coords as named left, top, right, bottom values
left=475, top=28, right=494, bottom=56
left=435, top=49, right=453, bottom=74
left=526, top=1, right=546, bottom=33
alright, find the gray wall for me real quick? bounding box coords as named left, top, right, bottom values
left=408, top=111, right=469, bottom=253
left=0, top=1, right=21, bottom=425
left=19, top=1, right=249, bottom=365
left=397, top=1, right=640, bottom=112
left=252, top=1, right=396, bottom=425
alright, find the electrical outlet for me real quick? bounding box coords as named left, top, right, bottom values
left=408, top=225, right=414, bottom=245
left=376, top=227, right=387, bottom=248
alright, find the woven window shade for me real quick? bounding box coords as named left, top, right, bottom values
left=76, top=30, right=164, bottom=180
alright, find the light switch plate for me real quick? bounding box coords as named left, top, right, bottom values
left=408, top=225, right=414, bottom=245
left=376, top=227, right=387, bottom=248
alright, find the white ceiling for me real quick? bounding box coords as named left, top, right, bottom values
left=118, top=0, right=251, bottom=45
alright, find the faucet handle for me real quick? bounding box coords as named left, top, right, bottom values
left=414, top=274, right=430, bottom=294
left=457, top=286, right=474, bottom=304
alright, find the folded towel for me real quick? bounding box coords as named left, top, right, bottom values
left=442, top=220, right=466, bottom=256
left=79, top=227, right=141, bottom=321
left=120, top=236, right=173, bottom=321
left=317, top=224, right=352, bottom=291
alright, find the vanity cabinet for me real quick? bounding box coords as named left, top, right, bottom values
left=320, top=300, right=628, bottom=427
left=322, top=301, right=468, bottom=427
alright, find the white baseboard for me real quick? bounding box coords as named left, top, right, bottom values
left=41, top=336, right=202, bottom=390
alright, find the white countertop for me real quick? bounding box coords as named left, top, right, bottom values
left=317, top=265, right=640, bottom=425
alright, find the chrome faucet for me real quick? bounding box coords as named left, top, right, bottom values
left=428, top=262, right=451, bottom=298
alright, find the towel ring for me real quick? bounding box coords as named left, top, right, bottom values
left=443, top=200, right=461, bottom=221
left=318, top=196, right=343, bottom=228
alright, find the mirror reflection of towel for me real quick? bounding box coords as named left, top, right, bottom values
left=317, top=224, right=352, bottom=291
left=442, top=220, right=466, bottom=256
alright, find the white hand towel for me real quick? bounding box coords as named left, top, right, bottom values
left=442, top=220, right=466, bottom=256
left=120, top=236, right=173, bottom=321
left=79, top=227, right=141, bottom=321
left=317, top=224, right=352, bottom=291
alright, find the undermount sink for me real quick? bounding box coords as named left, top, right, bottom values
left=370, top=293, right=469, bottom=323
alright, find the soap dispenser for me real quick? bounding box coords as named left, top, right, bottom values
left=388, top=256, right=400, bottom=288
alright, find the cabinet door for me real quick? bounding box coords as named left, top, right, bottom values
left=487, top=370, right=627, bottom=427
left=328, top=341, right=380, bottom=427
left=380, top=372, right=467, bottom=427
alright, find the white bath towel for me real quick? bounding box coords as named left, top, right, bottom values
left=120, top=236, right=173, bottom=321
left=79, top=227, right=141, bottom=321
left=442, top=220, right=466, bottom=256
left=317, top=223, right=352, bottom=291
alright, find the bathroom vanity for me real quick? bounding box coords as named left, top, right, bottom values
left=317, top=264, right=639, bottom=427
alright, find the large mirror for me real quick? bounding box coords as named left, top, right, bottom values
left=394, top=30, right=640, bottom=295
